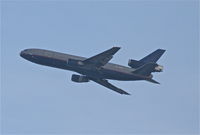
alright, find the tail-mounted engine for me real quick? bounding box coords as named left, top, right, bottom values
left=128, top=59, right=163, bottom=72
left=128, top=59, right=144, bottom=68
left=153, top=65, right=163, bottom=72
left=71, top=74, right=89, bottom=83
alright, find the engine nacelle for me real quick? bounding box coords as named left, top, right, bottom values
left=67, top=59, right=84, bottom=67
left=153, top=65, right=163, bottom=72
left=128, top=59, right=144, bottom=68
left=128, top=59, right=163, bottom=72
left=71, top=74, right=89, bottom=83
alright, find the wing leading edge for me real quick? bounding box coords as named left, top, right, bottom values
left=90, top=78, right=130, bottom=95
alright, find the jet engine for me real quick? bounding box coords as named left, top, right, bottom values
left=128, top=59, right=163, bottom=72
left=153, top=65, right=163, bottom=72
left=71, top=74, right=89, bottom=83
left=128, top=59, right=144, bottom=68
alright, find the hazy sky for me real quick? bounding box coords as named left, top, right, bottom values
left=1, top=0, right=199, bottom=135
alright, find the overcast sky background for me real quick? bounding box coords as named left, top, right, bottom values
left=1, top=0, right=199, bottom=135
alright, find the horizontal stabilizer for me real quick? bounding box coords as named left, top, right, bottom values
left=133, top=63, right=157, bottom=76
left=147, top=79, right=160, bottom=84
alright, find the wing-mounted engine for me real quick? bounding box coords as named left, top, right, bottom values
left=128, top=59, right=163, bottom=72
left=71, top=74, right=89, bottom=83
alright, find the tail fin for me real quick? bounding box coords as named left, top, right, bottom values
left=140, top=49, right=165, bottom=63
left=133, top=63, right=157, bottom=76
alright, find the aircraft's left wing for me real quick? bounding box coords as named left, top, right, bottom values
left=91, top=78, right=130, bottom=95
left=83, top=47, right=120, bottom=67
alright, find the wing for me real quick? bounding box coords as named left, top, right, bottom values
left=83, top=47, right=120, bottom=67
left=90, top=78, right=130, bottom=95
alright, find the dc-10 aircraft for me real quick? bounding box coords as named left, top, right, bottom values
left=20, top=47, right=165, bottom=95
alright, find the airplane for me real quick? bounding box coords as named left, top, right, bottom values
left=20, top=47, right=165, bottom=95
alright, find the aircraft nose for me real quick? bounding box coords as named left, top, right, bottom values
left=20, top=49, right=30, bottom=58
left=20, top=50, right=26, bottom=58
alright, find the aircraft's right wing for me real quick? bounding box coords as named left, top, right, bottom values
left=90, top=78, right=130, bottom=95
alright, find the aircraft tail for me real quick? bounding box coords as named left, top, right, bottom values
left=140, top=49, right=165, bottom=63
left=128, top=49, right=165, bottom=69
left=133, top=63, right=157, bottom=76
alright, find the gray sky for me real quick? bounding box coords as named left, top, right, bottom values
left=1, top=0, right=199, bottom=135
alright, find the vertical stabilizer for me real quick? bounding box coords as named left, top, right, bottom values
left=140, top=49, right=165, bottom=63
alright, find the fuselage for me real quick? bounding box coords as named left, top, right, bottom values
left=20, top=49, right=151, bottom=81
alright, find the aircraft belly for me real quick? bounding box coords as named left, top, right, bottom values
left=100, top=69, right=139, bottom=81
left=70, top=66, right=141, bottom=81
